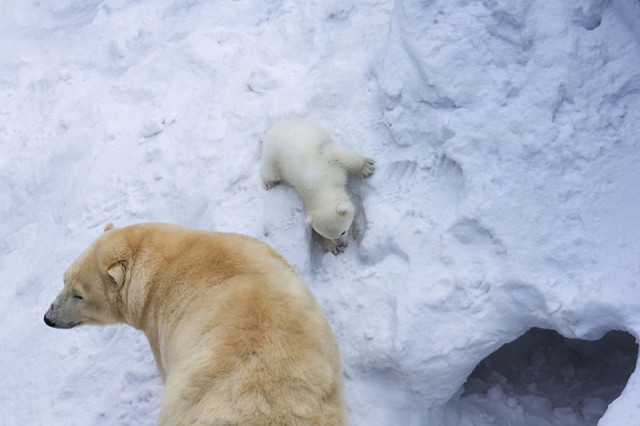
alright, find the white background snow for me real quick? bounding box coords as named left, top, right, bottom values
left=1, top=0, right=640, bottom=425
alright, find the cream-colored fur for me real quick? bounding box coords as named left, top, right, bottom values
left=44, top=223, right=346, bottom=425
left=260, top=119, right=375, bottom=254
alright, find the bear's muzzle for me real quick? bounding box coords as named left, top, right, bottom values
left=44, top=305, right=77, bottom=329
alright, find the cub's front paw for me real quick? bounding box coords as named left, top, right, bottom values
left=323, top=238, right=348, bottom=255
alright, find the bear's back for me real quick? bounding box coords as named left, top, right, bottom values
left=126, top=224, right=346, bottom=425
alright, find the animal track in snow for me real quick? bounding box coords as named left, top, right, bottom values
left=449, top=218, right=506, bottom=257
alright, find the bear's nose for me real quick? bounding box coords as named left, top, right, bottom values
left=44, top=313, right=56, bottom=328
left=44, top=303, right=56, bottom=327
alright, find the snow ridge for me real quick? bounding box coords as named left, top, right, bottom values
left=0, top=0, right=639, bottom=425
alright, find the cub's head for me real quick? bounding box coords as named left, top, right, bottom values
left=44, top=223, right=130, bottom=329
left=306, top=201, right=354, bottom=245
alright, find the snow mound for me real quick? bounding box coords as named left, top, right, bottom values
left=1, top=0, right=639, bottom=425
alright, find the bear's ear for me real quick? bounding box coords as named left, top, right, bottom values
left=336, top=204, right=351, bottom=216
left=107, top=263, right=126, bottom=288
left=104, top=222, right=115, bottom=233
left=305, top=214, right=313, bottom=226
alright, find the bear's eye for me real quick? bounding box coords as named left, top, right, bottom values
left=340, top=231, right=346, bottom=236
left=73, top=294, right=84, bottom=300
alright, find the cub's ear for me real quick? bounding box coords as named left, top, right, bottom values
left=336, top=204, right=351, bottom=215
left=107, top=263, right=126, bottom=287
left=103, top=222, right=115, bottom=233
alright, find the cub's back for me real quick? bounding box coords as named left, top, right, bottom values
left=264, top=119, right=335, bottom=191
left=143, top=224, right=346, bottom=425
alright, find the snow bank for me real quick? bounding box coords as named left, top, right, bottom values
left=1, top=0, right=639, bottom=425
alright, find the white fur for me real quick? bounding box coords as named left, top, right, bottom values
left=260, top=119, right=375, bottom=254
left=44, top=223, right=347, bottom=424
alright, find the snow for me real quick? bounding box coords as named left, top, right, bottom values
left=1, top=0, right=639, bottom=425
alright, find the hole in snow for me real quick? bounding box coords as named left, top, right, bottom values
left=573, top=8, right=602, bottom=31
left=457, top=328, right=638, bottom=425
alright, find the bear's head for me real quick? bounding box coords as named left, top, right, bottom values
left=44, top=223, right=130, bottom=329
left=306, top=201, right=354, bottom=244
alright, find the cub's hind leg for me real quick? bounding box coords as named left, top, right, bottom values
left=325, top=145, right=375, bottom=178
left=259, top=153, right=282, bottom=189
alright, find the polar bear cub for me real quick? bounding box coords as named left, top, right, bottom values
left=260, top=119, right=375, bottom=254
left=44, top=223, right=346, bottom=425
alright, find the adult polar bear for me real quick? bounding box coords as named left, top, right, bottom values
left=261, top=119, right=375, bottom=254
left=44, top=223, right=346, bottom=425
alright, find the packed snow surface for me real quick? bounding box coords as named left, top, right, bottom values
left=1, top=0, right=640, bottom=425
